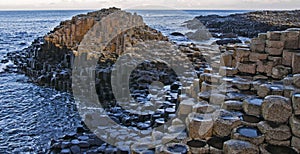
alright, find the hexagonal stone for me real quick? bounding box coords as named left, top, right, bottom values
left=249, top=52, right=268, bottom=62
left=293, top=53, right=300, bottom=74
left=272, top=65, right=291, bottom=79
left=219, top=66, right=238, bottom=77
left=232, top=126, right=264, bottom=145
left=267, top=31, right=281, bottom=41
left=250, top=38, right=265, bottom=53
left=222, top=100, right=243, bottom=111
left=178, top=99, right=195, bottom=115
left=257, top=121, right=291, bottom=141
left=257, top=84, right=271, bottom=98
left=292, top=94, right=300, bottom=115
left=290, top=115, right=300, bottom=138
left=266, top=40, right=284, bottom=49
left=266, top=47, right=283, bottom=56
left=262, top=95, right=292, bottom=123
left=243, top=98, right=263, bottom=117
left=223, top=139, right=259, bottom=154
left=234, top=48, right=250, bottom=62
left=293, top=74, right=300, bottom=88
left=212, top=110, right=242, bottom=137
left=220, top=52, right=233, bottom=67
left=281, top=31, right=299, bottom=49
left=237, top=62, right=257, bottom=74
left=282, top=50, right=296, bottom=66
left=292, top=136, right=300, bottom=151
left=193, top=103, right=216, bottom=114
left=209, top=93, right=226, bottom=105
left=259, top=144, right=299, bottom=154
left=232, top=80, right=251, bottom=90
left=186, top=113, right=213, bottom=139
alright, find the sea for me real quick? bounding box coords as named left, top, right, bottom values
left=0, top=9, right=249, bottom=153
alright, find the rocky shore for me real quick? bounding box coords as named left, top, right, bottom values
left=3, top=8, right=300, bottom=154
left=184, top=10, right=300, bottom=45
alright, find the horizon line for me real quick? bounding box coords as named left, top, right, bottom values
left=0, top=8, right=299, bottom=11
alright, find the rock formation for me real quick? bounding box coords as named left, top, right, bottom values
left=184, top=10, right=300, bottom=45
left=4, top=8, right=300, bottom=154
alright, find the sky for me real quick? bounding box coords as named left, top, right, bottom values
left=0, top=0, right=299, bottom=10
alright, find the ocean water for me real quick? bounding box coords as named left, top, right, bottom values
left=0, top=9, right=247, bottom=152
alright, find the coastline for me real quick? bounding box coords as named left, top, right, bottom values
left=2, top=8, right=300, bottom=153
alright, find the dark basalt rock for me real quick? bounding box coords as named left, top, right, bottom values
left=265, top=145, right=298, bottom=154
left=187, top=139, right=206, bottom=148
left=170, top=32, right=185, bottom=37
left=216, top=38, right=242, bottom=45
left=240, top=115, right=261, bottom=123
left=185, top=10, right=300, bottom=39
left=207, top=136, right=230, bottom=150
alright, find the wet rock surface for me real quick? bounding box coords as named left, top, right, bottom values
left=223, top=139, right=259, bottom=154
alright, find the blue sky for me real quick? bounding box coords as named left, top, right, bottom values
left=0, top=0, right=299, bottom=10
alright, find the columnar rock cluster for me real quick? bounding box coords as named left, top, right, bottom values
left=192, top=29, right=300, bottom=153
left=5, top=8, right=300, bottom=154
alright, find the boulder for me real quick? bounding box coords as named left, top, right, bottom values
left=186, top=29, right=212, bottom=41
left=262, top=95, right=292, bottom=123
